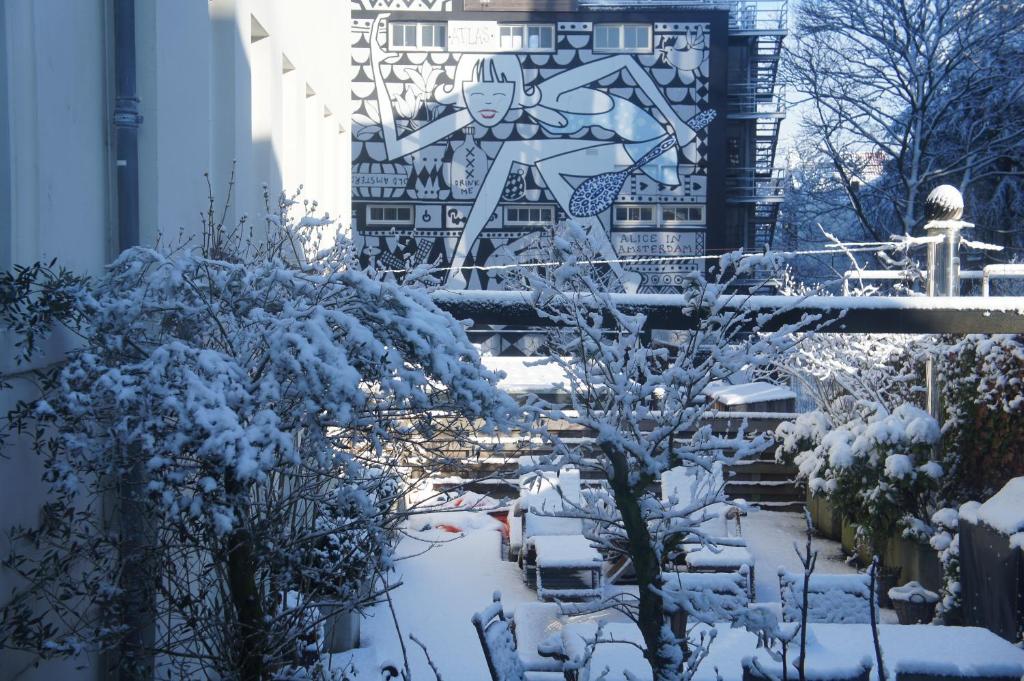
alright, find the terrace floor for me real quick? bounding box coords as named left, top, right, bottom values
left=330, top=509, right=904, bottom=680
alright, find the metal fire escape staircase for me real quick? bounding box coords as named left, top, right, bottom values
left=726, top=1, right=787, bottom=251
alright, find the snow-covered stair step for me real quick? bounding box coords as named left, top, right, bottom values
left=740, top=499, right=807, bottom=513
left=725, top=458, right=800, bottom=483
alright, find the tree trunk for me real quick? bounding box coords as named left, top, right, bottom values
left=604, top=444, right=680, bottom=681
left=225, top=474, right=267, bottom=681
left=117, top=449, right=155, bottom=681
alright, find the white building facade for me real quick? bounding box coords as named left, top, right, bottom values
left=0, top=3, right=349, bottom=679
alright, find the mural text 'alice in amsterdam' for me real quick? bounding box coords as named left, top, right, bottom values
left=369, top=14, right=709, bottom=289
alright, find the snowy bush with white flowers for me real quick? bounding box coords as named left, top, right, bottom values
left=777, top=401, right=942, bottom=559
left=0, top=199, right=520, bottom=681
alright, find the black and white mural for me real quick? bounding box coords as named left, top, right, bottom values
left=351, top=11, right=720, bottom=297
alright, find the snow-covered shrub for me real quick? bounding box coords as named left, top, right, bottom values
left=929, top=506, right=962, bottom=623
left=0, top=198, right=519, bottom=680
left=777, top=402, right=942, bottom=560
left=941, top=334, right=1024, bottom=499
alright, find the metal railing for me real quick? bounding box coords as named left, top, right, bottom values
left=728, top=0, right=788, bottom=34
left=981, top=264, right=1024, bottom=296
left=725, top=167, right=787, bottom=202
left=840, top=265, right=1024, bottom=296
left=728, top=84, right=786, bottom=117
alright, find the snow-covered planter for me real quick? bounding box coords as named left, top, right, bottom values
left=958, top=478, right=1024, bottom=640
left=887, top=581, right=939, bottom=624
left=742, top=627, right=873, bottom=681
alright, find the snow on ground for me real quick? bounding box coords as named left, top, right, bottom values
left=334, top=508, right=905, bottom=678
left=332, top=527, right=535, bottom=681
left=737, top=510, right=899, bottom=622
left=742, top=509, right=859, bottom=602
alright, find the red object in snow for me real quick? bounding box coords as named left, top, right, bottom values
left=488, top=511, right=510, bottom=538
left=437, top=524, right=463, bottom=534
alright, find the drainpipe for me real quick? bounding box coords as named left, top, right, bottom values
left=113, top=3, right=154, bottom=681
left=113, top=0, right=142, bottom=251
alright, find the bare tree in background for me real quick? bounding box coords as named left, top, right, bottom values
left=784, top=0, right=1024, bottom=247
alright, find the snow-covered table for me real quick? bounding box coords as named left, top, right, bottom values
left=550, top=622, right=1024, bottom=681
left=532, top=534, right=603, bottom=601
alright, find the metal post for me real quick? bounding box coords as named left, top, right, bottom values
left=923, top=185, right=971, bottom=420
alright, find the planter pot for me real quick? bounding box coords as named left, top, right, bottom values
left=883, top=534, right=943, bottom=593
left=322, top=605, right=361, bottom=653
left=807, top=492, right=843, bottom=542
left=892, top=597, right=937, bottom=624
left=888, top=581, right=939, bottom=624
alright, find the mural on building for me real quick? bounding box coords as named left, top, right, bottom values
left=351, top=14, right=715, bottom=294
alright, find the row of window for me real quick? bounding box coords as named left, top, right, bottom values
left=389, top=22, right=651, bottom=53
left=367, top=204, right=705, bottom=226
left=614, top=204, right=705, bottom=225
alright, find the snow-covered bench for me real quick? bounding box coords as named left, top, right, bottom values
left=779, top=571, right=876, bottom=624
left=683, top=544, right=755, bottom=594
left=703, top=380, right=797, bottom=413
left=660, top=570, right=751, bottom=639
left=532, top=535, right=603, bottom=601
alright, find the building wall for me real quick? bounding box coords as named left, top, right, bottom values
left=0, top=3, right=350, bottom=680
left=350, top=3, right=728, bottom=299
left=1, top=3, right=111, bottom=679
left=133, top=0, right=351, bottom=248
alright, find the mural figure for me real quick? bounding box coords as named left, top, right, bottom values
left=369, top=14, right=712, bottom=289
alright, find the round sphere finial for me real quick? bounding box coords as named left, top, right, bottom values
left=925, top=185, right=964, bottom=221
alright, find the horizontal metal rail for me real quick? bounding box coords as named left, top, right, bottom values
left=432, top=290, right=1024, bottom=335
left=982, top=264, right=1024, bottom=296
left=840, top=268, right=1024, bottom=296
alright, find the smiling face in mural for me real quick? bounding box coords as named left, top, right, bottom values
left=462, top=80, right=515, bottom=127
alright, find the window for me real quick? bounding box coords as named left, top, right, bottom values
left=505, top=206, right=554, bottom=225
left=594, top=24, right=651, bottom=53
left=499, top=24, right=555, bottom=51
left=727, top=137, right=741, bottom=168
left=614, top=205, right=655, bottom=224
left=368, top=205, right=414, bottom=224
left=390, top=22, right=446, bottom=50
left=662, top=205, right=706, bottom=225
